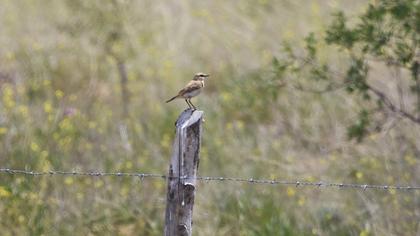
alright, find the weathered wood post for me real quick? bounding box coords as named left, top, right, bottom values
left=164, top=109, right=203, bottom=236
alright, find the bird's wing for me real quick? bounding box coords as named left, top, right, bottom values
left=178, top=81, right=202, bottom=95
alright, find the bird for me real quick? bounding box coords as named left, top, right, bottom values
left=166, top=72, right=209, bottom=110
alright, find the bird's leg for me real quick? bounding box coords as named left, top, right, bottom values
left=185, top=99, right=191, bottom=109
left=189, top=99, right=196, bottom=110
left=187, top=99, right=195, bottom=110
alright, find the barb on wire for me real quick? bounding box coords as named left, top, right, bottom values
left=0, top=168, right=419, bottom=192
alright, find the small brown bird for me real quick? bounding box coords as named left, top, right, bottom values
left=166, top=72, right=209, bottom=110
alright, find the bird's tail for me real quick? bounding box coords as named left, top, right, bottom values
left=166, top=95, right=179, bottom=103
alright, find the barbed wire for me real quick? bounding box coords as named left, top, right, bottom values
left=1, top=168, right=419, bottom=191
left=0, top=168, right=166, bottom=179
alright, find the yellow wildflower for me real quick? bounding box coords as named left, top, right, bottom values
left=286, top=187, right=296, bottom=197
left=0, top=127, right=7, bottom=135
left=43, top=101, right=53, bottom=113
left=0, top=186, right=11, bottom=198
left=55, top=90, right=64, bottom=99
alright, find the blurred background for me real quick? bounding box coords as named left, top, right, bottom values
left=0, top=0, right=419, bottom=235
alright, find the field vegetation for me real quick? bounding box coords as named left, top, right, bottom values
left=0, top=0, right=419, bottom=235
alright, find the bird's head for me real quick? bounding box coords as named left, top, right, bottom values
left=193, top=72, right=210, bottom=81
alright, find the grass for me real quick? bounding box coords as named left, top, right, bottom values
left=0, top=0, right=419, bottom=235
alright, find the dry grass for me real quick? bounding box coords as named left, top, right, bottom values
left=0, top=0, right=419, bottom=235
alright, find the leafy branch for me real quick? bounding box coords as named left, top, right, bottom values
left=273, top=0, right=420, bottom=141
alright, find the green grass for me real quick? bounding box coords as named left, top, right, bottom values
left=0, top=0, right=419, bottom=235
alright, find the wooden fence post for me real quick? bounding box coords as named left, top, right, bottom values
left=164, top=109, right=203, bottom=236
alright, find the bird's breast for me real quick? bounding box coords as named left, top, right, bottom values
left=183, top=88, right=201, bottom=98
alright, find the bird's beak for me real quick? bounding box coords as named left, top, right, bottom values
left=204, top=74, right=210, bottom=78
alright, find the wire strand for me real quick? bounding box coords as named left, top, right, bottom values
left=0, top=168, right=419, bottom=191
